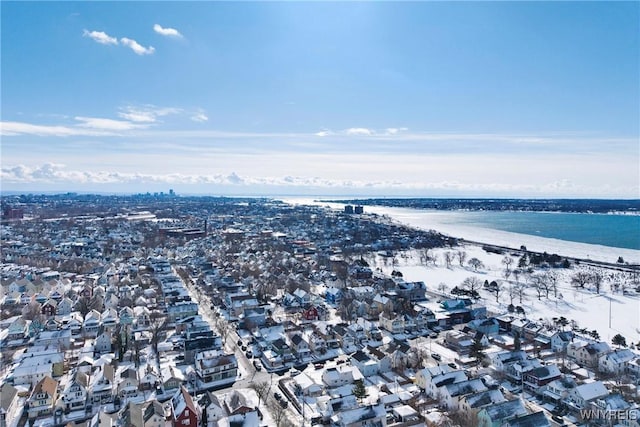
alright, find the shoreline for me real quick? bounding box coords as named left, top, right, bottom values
left=280, top=198, right=640, bottom=264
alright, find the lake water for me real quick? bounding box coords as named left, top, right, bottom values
left=426, top=210, right=640, bottom=251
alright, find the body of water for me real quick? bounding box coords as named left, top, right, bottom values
left=432, top=210, right=640, bottom=251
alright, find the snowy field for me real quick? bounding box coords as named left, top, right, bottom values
left=375, top=244, right=640, bottom=345
left=282, top=198, right=640, bottom=345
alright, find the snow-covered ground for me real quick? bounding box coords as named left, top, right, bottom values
left=376, top=244, right=640, bottom=345
left=282, top=198, right=640, bottom=264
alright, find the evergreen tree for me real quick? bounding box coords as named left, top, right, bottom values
left=469, top=335, right=485, bottom=366
left=612, top=334, right=627, bottom=347
left=513, top=332, right=521, bottom=351
left=352, top=379, right=368, bottom=403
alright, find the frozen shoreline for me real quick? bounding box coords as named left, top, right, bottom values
left=281, top=198, right=640, bottom=265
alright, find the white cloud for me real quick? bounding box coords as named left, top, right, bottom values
left=345, top=127, right=374, bottom=136
left=118, top=105, right=182, bottom=123
left=384, top=127, right=408, bottom=135
left=74, top=116, right=148, bottom=131
left=315, top=130, right=332, bottom=137
left=153, top=24, right=183, bottom=38
left=2, top=162, right=636, bottom=198
left=0, top=121, right=114, bottom=137
left=120, top=37, right=155, bottom=55
left=83, top=29, right=118, bottom=45
left=191, top=111, right=208, bottom=122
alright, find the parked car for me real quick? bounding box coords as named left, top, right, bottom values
left=237, top=339, right=243, bottom=346
left=274, top=392, right=282, bottom=401
left=279, top=400, right=288, bottom=408
left=431, top=353, right=441, bottom=361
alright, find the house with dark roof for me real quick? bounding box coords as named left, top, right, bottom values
left=0, top=383, right=21, bottom=427
left=503, top=411, right=551, bottom=427
left=522, top=364, right=562, bottom=391
left=477, top=399, right=528, bottom=427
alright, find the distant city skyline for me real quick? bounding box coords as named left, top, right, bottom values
left=1, top=1, right=638, bottom=198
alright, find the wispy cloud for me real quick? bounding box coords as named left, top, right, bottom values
left=153, top=24, right=183, bottom=38
left=345, top=127, right=373, bottom=136
left=83, top=29, right=118, bottom=45
left=118, top=105, right=182, bottom=123
left=120, top=37, right=155, bottom=55
left=74, top=116, right=149, bottom=131
left=191, top=110, right=208, bottom=122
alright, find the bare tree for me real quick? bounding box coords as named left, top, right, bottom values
left=457, top=250, right=467, bottom=267
left=249, top=381, right=270, bottom=407
left=491, top=281, right=504, bottom=303
left=461, top=276, right=482, bottom=294
left=502, top=255, right=513, bottom=272
left=515, top=282, right=527, bottom=304
left=507, top=283, right=518, bottom=305
left=149, top=312, right=168, bottom=356
left=268, top=399, right=290, bottom=427
left=437, top=282, right=448, bottom=294
left=591, top=271, right=604, bottom=294
left=571, top=271, right=592, bottom=289
left=443, top=252, right=454, bottom=269
left=468, top=258, right=484, bottom=272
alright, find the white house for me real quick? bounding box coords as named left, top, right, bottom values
left=60, top=371, right=89, bottom=412
left=321, top=365, right=363, bottom=388
left=598, top=348, right=636, bottom=374
left=567, top=381, right=609, bottom=410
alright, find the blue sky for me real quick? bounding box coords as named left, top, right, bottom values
left=2, top=1, right=638, bottom=197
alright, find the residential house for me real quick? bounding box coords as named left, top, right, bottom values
left=198, top=392, right=225, bottom=427
left=550, top=331, right=574, bottom=352
left=194, top=351, right=238, bottom=384
left=378, top=313, right=404, bottom=335
left=56, top=297, right=74, bottom=316
left=124, top=400, right=166, bottom=427
left=331, top=404, right=386, bottom=427
left=467, top=318, right=500, bottom=337
left=27, top=376, right=58, bottom=419
left=171, top=386, right=200, bottom=427
left=0, top=383, right=21, bottom=427
left=350, top=351, right=379, bottom=378
left=458, top=389, right=506, bottom=414
left=414, top=365, right=453, bottom=391
left=90, top=364, right=115, bottom=404
left=567, top=341, right=611, bottom=368
left=224, top=390, right=256, bottom=416
left=40, top=299, right=57, bottom=317
left=161, top=365, right=185, bottom=393
left=599, top=348, right=636, bottom=374
left=541, top=376, right=577, bottom=404
left=522, top=365, right=562, bottom=391
left=426, top=370, right=469, bottom=399
left=325, top=287, right=343, bottom=304
left=322, top=365, right=363, bottom=388
left=476, top=399, right=527, bottom=427
left=117, top=367, right=140, bottom=401
left=503, top=411, right=551, bottom=427
left=290, top=334, right=311, bottom=359
left=60, top=371, right=89, bottom=412
left=567, top=381, right=609, bottom=410
left=94, top=328, right=113, bottom=354
left=83, top=310, right=101, bottom=337
left=439, top=378, right=488, bottom=410
left=371, top=294, right=393, bottom=315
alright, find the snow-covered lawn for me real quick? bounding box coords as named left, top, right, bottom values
left=377, top=244, right=640, bottom=344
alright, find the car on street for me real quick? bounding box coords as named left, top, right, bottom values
left=274, top=392, right=282, bottom=400
left=431, top=352, right=441, bottom=361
